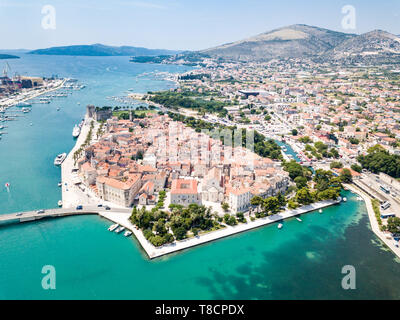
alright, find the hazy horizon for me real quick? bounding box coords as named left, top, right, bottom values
left=0, top=0, right=399, bottom=51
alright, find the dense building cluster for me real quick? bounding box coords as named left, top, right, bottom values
left=77, top=112, right=289, bottom=213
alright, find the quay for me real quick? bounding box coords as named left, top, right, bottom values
left=344, top=183, right=400, bottom=259
left=100, top=199, right=341, bottom=259
left=0, top=199, right=341, bottom=259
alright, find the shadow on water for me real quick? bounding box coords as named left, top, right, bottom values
left=196, top=213, right=400, bottom=300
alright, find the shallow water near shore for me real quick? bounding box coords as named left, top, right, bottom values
left=1, top=54, right=400, bottom=299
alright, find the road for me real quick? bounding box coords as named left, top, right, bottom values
left=0, top=205, right=132, bottom=225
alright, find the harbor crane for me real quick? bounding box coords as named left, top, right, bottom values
left=2, top=61, right=11, bottom=78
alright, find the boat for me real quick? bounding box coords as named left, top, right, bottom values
left=57, top=107, right=60, bottom=111
left=296, top=218, right=302, bottom=222
left=108, top=224, right=119, bottom=232
left=15, top=102, right=31, bottom=108
left=124, top=231, right=133, bottom=237
left=115, top=226, right=125, bottom=233
left=57, top=200, right=63, bottom=207
left=54, top=153, right=67, bottom=166
left=278, top=223, right=283, bottom=229
left=72, top=124, right=81, bottom=138
left=343, top=197, right=347, bottom=202
left=22, top=107, right=31, bottom=113
left=319, top=209, right=323, bottom=213
left=58, top=182, right=62, bottom=187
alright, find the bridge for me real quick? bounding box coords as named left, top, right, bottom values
left=0, top=205, right=132, bottom=225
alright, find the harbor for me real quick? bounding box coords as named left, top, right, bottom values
left=1, top=54, right=400, bottom=300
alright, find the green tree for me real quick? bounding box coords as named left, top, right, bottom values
left=351, top=164, right=362, bottom=173
left=263, top=197, right=280, bottom=215
left=330, top=161, right=343, bottom=169
left=295, top=188, right=313, bottom=205
left=387, top=217, right=400, bottom=234
left=340, top=168, right=353, bottom=183
left=221, top=202, right=230, bottom=213
left=294, top=176, right=308, bottom=189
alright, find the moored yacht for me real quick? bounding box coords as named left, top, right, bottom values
left=72, top=124, right=81, bottom=138
left=54, top=153, right=67, bottom=166
left=16, top=102, right=31, bottom=108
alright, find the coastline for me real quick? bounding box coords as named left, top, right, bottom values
left=100, top=199, right=341, bottom=259
left=61, top=116, right=96, bottom=208
left=344, top=183, right=400, bottom=259
left=0, top=78, right=66, bottom=110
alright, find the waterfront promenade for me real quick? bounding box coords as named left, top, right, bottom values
left=0, top=196, right=341, bottom=259
left=344, top=183, right=400, bottom=259
left=61, top=117, right=103, bottom=208
left=101, top=199, right=341, bottom=259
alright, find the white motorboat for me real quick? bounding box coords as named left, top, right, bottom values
left=54, top=153, right=67, bottom=166
left=124, top=231, right=133, bottom=237
left=72, top=124, right=81, bottom=138
left=343, top=197, right=347, bottom=202
left=296, top=217, right=302, bottom=222
left=115, top=226, right=125, bottom=233
left=319, top=209, right=323, bottom=213
left=58, top=200, right=63, bottom=207
left=16, top=102, right=31, bottom=108
left=108, top=224, right=119, bottom=232
left=278, top=223, right=283, bottom=229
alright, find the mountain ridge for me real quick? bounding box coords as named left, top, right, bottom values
left=197, top=24, right=400, bottom=63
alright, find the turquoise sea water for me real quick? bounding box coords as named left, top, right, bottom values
left=0, top=54, right=400, bottom=300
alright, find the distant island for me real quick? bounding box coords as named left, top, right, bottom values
left=28, top=44, right=181, bottom=57
left=0, top=54, right=19, bottom=59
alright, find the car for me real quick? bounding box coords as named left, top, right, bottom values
left=76, top=205, right=83, bottom=210
left=37, top=209, right=45, bottom=214
left=97, top=204, right=103, bottom=207
left=105, top=206, right=111, bottom=210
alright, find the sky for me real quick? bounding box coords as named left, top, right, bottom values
left=0, top=0, right=399, bottom=51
